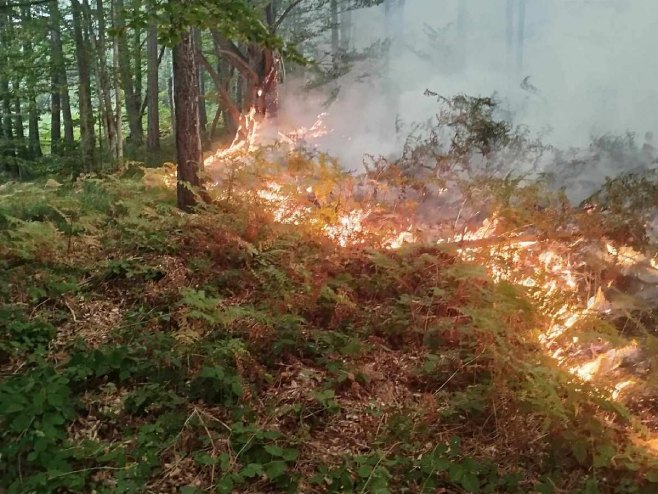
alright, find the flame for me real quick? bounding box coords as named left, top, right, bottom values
left=205, top=107, right=260, bottom=165
left=199, top=110, right=646, bottom=410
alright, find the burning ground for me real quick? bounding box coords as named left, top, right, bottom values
left=5, top=102, right=658, bottom=492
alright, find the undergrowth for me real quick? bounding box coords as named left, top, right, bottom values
left=2, top=164, right=658, bottom=494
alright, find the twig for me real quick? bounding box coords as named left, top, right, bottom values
left=64, top=298, right=78, bottom=323
left=434, top=348, right=486, bottom=396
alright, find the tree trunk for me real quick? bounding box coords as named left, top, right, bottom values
left=330, top=0, right=338, bottom=65
left=48, top=1, right=61, bottom=153
left=146, top=16, right=160, bottom=155
left=173, top=27, right=204, bottom=211
left=22, top=6, right=41, bottom=158
left=49, top=0, right=73, bottom=149
left=112, top=0, right=124, bottom=163
left=340, top=0, right=352, bottom=52
left=71, top=0, right=96, bottom=172
left=193, top=28, right=208, bottom=146
left=0, top=0, right=13, bottom=156
left=83, top=0, right=114, bottom=163
left=133, top=2, right=142, bottom=112
left=115, top=0, right=142, bottom=143
left=13, top=80, right=27, bottom=158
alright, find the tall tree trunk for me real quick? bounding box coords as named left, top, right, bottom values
left=71, top=0, right=96, bottom=172
left=173, top=27, right=203, bottom=211
left=133, top=1, right=142, bottom=111
left=115, top=0, right=142, bottom=143
left=94, top=0, right=120, bottom=162
left=47, top=1, right=61, bottom=153
left=330, top=0, right=338, bottom=65
left=112, top=0, right=124, bottom=162
left=0, top=0, right=13, bottom=156
left=49, top=0, right=73, bottom=149
left=146, top=16, right=160, bottom=154
left=167, top=74, right=175, bottom=135
left=340, top=0, right=352, bottom=52
left=13, top=80, right=26, bottom=158
left=193, top=28, right=208, bottom=146
left=83, top=0, right=110, bottom=158
left=22, top=6, right=41, bottom=158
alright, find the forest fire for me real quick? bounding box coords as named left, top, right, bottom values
left=198, top=108, right=653, bottom=408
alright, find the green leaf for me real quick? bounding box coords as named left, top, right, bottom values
left=241, top=463, right=263, bottom=478
left=180, top=486, right=203, bottom=494
left=358, top=464, right=373, bottom=478
left=264, top=444, right=284, bottom=457
left=216, top=476, right=234, bottom=494
left=264, top=460, right=287, bottom=480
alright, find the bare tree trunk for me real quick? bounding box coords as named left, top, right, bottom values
left=48, top=0, right=61, bottom=152
left=193, top=28, right=208, bottom=146
left=49, top=0, right=73, bottom=149
left=330, top=0, right=338, bottom=65
left=114, top=0, right=142, bottom=143
left=13, top=80, right=27, bottom=158
left=83, top=0, right=115, bottom=163
left=111, top=0, right=123, bottom=163
left=173, top=27, right=203, bottom=211
left=0, top=0, right=13, bottom=156
left=340, top=0, right=352, bottom=52
left=133, top=1, right=142, bottom=111
left=21, top=6, right=41, bottom=158
left=146, top=16, right=160, bottom=155
left=71, top=0, right=96, bottom=172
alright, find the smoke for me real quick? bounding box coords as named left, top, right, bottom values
left=272, top=0, right=658, bottom=202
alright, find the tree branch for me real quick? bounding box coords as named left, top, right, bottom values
left=272, top=0, right=306, bottom=33
left=197, top=50, right=241, bottom=131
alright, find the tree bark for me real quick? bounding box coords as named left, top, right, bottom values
left=13, top=80, right=26, bottom=158
left=0, top=0, right=13, bottom=156
left=330, top=0, right=338, bottom=65
left=146, top=16, right=160, bottom=154
left=111, top=0, right=124, bottom=163
left=133, top=1, right=142, bottom=112
left=22, top=6, right=40, bottom=158
left=49, top=0, right=73, bottom=149
left=47, top=1, right=61, bottom=153
left=114, top=0, right=142, bottom=143
left=193, top=28, right=208, bottom=146
left=71, top=0, right=96, bottom=171
left=173, top=28, right=204, bottom=211
left=340, top=0, right=351, bottom=52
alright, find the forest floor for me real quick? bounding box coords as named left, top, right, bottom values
left=3, top=164, right=658, bottom=494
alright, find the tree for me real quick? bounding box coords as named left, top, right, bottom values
left=49, top=0, right=74, bottom=153
left=173, top=26, right=203, bottom=211
left=71, top=0, right=96, bottom=171
left=146, top=14, right=160, bottom=155
left=115, top=0, right=143, bottom=143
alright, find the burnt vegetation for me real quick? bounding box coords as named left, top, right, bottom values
left=2, top=94, right=658, bottom=493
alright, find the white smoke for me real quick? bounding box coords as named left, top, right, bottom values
left=273, top=0, right=658, bottom=202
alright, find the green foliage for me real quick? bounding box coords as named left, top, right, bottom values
left=1, top=171, right=658, bottom=493
left=0, top=305, right=56, bottom=359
